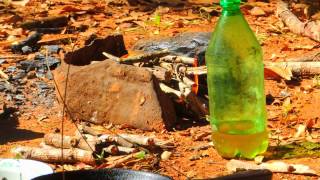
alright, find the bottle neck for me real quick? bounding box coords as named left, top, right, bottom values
left=222, top=6, right=241, bottom=16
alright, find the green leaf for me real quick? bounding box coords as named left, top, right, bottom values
left=135, top=151, right=146, bottom=159
left=154, top=12, right=161, bottom=27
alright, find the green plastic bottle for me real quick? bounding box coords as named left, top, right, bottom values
left=205, top=0, right=268, bottom=159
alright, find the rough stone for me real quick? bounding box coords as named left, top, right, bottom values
left=54, top=60, right=176, bottom=131
left=133, top=32, right=211, bottom=63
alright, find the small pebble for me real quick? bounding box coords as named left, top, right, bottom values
left=45, top=45, right=60, bottom=54
left=279, top=90, right=290, bottom=97
left=21, top=46, right=33, bottom=54
left=161, top=151, right=172, bottom=160
left=14, top=94, right=25, bottom=101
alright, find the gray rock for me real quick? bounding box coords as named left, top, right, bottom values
left=133, top=32, right=211, bottom=63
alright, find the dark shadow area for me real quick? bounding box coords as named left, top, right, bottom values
left=174, top=116, right=209, bottom=130
left=0, top=107, right=44, bottom=145
left=264, top=141, right=320, bottom=160
left=285, top=79, right=301, bottom=87
left=64, top=34, right=128, bottom=66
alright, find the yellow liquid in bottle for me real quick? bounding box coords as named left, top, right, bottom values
left=212, top=121, right=268, bottom=159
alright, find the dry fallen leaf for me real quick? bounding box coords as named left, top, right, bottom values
left=264, top=64, right=293, bottom=80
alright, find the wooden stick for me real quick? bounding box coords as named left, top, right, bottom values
left=102, top=52, right=120, bottom=62
left=45, top=133, right=99, bottom=152
left=117, top=146, right=138, bottom=154
left=159, top=83, right=182, bottom=97
left=20, top=16, right=68, bottom=29
left=120, top=50, right=169, bottom=64
left=39, top=142, right=56, bottom=149
left=79, top=124, right=103, bottom=136
left=160, top=55, right=195, bottom=65
left=119, top=134, right=155, bottom=146
left=267, top=61, right=320, bottom=77
left=104, top=152, right=141, bottom=168
left=186, top=66, right=207, bottom=75
left=44, top=133, right=79, bottom=149
left=182, top=76, right=195, bottom=86
left=12, top=146, right=95, bottom=165
left=187, top=62, right=320, bottom=77
left=98, top=134, right=134, bottom=148
left=103, top=145, right=119, bottom=155
left=11, top=32, right=42, bottom=53
left=287, top=52, right=320, bottom=62
left=77, top=136, right=101, bottom=152
left=154, top=139, right=175, bottom=149
left=277, top=0, right=320, bottom=42
left=159, top=62, right=173, bottom=71
left=178, top=81, right=190, bottom=95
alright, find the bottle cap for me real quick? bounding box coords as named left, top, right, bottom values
left=220, top=0, right=241, bottom=8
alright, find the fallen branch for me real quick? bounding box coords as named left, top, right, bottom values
left=39, top=142, right=56, bottom=149
left=267, top=61, right=320, bottom=77
left=117, top=146, right=138, bottom=154
left=44, top=133, right=79, bottom=149
left=277, top=0, right=320, bottom=42
left=160, top=55, right=195, bottom=65
left=186, top=66, right=207, bottom=75
left=154, top=139, right=175, bottom=149
left=119, top=134, right=155, bottom=146
left=227, top=159, right=318, bottom=176
left=159, top=83, right=182, bottom=97
left=160, top=82, right=208, bottom=119
left=77, top=135, right=102, bottom=152
left=120, top=50, right=169, bottom=64
left=186, top=62, right=320, bottom=78
left=98, top=134, right=134, bottom=148
left=102, top=152, right=141, bottom=168
left=102, top=52, right=120, bottom=62
left=102, top=145, right=119, bottom=155
left=11, top=32, right=42, bottom=53
left=287, top=52, right=320, bottom=62
left=79, top=124, right=103, bottom=136
left=20, top=16, right=68, bottom=29
left=12, top=146, right=95, bottom=165
left=159, top=62, right=173, bottom=72
left=44, top=133, right=100, bottom=152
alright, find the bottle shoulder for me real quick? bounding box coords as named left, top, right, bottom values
left=211, top=14, right=259, bottom=42
left=206, top=14, right=262, bottom=56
